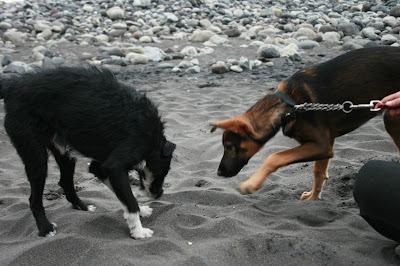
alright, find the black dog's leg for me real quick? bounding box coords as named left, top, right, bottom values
left=100, top=146, right=153, bottom=239
left=48, top=145, right=94, bottom=211
left=89, top=160, right=107, bottom=181
left=89, top=160, right=114, bottom=191
left=4, top=123, right=55, bottom=236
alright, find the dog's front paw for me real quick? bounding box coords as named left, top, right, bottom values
left=140, top=205, right=153, bottom=218
left=131, top=227, right=154, bottom=239
left=124, top=212, right=153, bottom=239
left=87, top=205, right=96, bottom=211
left=300, top=191, right=321, bottom=201
left=45, top=223, right=57, bottom=237
left=238, top=181, right=260, bottom=194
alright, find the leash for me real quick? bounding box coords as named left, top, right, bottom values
left=295, top=100, right=384, bottom=113
left=273, top=91, right=389, bottom=114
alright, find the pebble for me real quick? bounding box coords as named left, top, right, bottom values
left=362, top=27, right=381, bottom=41
left=230, top=65, right=243, bottom=73
left=189, top=30, right=215, bottom=42
left=177, top=60, right=193, bottom=69
left=180, top=46, right=198, bottom=57
left=185, top=66, right=201, bottom=74
left=391, top=6, right=400, bottom=17
left=3, top=29, right=28, bottom=44
left=144, top=46, right=164, bottom=62
left=211, top=61, right=229, bottom=74
left=195, top=179, right=209, bottom=187
left=338, top=23, right=360, bottom=37
left=239, top=57, right=254, bottom=70
left=298, top=40, right=320, bottom=49
left=260, top=47, right=281, bottom=58
left=381, top=34, right=399, bottom=45
left=0, top=0, right=398, bottom=75
left=107, top=7, right=125, bottom=20
left=126, top=53, right=148, bottom=64
left=322, top=32, right=341, bottom=43
left=3, top=61, right=31, bottom=73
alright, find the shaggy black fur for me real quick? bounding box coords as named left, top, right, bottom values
left=0, top=66, right=175, bottom=237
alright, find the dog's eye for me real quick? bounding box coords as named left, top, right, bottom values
left=226, top=144, right=234, bottom=151
left=239, top=147, right=248, bottom=152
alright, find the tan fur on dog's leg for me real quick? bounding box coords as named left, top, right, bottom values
left=238, top=141, right=333, bottom=194
left=383, top=111, right=400, bottom=162
left=238, top=153, right=278, bottom=193
left=300, top=158, right=330, bottom=200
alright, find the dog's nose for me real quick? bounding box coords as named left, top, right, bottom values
left=217, top=165, right=226, bottom=176
left=155, top=189, right=163, bottom=199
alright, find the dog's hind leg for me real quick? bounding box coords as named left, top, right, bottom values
left=383, top=111, right=400, bottom=162
left=48, top=145, right=95, bottom=211
left=5, top=122, right=56, bottom=236
left=300, top=158, right=331, bottom=200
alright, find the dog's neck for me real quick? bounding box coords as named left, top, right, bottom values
left=244, top=94, right=289, bottom=144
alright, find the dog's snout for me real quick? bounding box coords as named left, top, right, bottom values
left=217, top=164, right=233, bottom=177
left=150, top=186, right=163, bottom=199
left=217, top=160, right=245, bottom=178
left=217, top=165, right=225, bottom=176
left=155, top=188, right=163, bottom=199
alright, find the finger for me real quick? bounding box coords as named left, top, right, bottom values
left=381, top=91, right=400, bottom=103
left=386, top=98, right=400, bottom=108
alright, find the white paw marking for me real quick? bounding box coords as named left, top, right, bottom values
left=140, top=205, right=153, bottom=217
left=87, top=205, right=96, bottom=212
left=45, top=223, right=57, bottom=237
left=131, top=227, right=154, bottom=239
left=124, top=212, right=153, bottom=239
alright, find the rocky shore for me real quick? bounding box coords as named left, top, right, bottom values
left=0, top=0, right=399, bottom=74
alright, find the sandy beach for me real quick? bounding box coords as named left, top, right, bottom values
left=1, top=0, right=400, bottom=265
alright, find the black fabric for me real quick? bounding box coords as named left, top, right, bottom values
left=353, top=160, right=400, bottom=242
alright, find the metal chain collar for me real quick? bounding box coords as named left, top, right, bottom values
left=294, top=100, right=383, bottom=114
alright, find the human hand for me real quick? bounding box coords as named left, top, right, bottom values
left=381, top=91, right=400, bottom=117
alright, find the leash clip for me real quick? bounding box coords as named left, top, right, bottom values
left=342, top=100, right=382, bottom=113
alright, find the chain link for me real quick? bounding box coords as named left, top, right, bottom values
left=294, top=103, right=343, bottom=112
left=294, top=100, right=382, bottom=113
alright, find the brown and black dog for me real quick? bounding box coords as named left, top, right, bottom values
left=211, top=46, right=400, bottom=200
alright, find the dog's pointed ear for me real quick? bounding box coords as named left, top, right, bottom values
left=210, top=118, right=256, bottom=137
left=163, top=140, right=176, bottom=157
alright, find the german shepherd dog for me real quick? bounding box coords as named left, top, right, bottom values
left=0, top=66, right=175, bottom=238
left=211, top=46, right=400, bottom=200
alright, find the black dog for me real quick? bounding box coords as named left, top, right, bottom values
left=0, top=66, right=175, bottom=239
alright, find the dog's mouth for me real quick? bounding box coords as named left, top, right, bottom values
left=217, top=160, right=248, bottom=177
left=136, top=166, right=164, bottom=199
left=217, top=170, right=237, bottom=177
left=217, top=168, right=241, bottom=178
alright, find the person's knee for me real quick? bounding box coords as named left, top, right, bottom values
left=353, top=160, right=400, bottom=242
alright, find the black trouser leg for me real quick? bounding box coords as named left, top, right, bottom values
left=353, top=160, right=400, bottom=243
